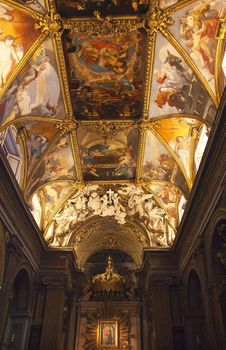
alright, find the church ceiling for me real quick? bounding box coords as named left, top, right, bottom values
left=0, top=0, right=225, bottom=264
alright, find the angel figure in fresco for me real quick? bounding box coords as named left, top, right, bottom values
left=16, top=47, right=60, bottom=116
left=0, top=35, right=24, bottom=88
left=0, top=3, right=13, bottom=21
left=169, top=135, right=190, bottom=175
left=180, top=1, right=220, bottom=76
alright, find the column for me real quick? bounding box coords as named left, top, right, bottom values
left=151, top=277, right=174, bottom=350
left=39, top=275, right=66, bottom=350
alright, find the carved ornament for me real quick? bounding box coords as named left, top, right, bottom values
left=145, top=6, right=174, bottom=37
left=216, top=16, right=226, bottom=39
left=35, top=10, right=63, bottom=37
left=55, top=119, right=78, bottom=132
left=80, top=121, right=136, bottom=141
left=64, top=15, right=144, bottom=36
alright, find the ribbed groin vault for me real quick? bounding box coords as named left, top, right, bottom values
left=0, top=0, right=226, bottom=349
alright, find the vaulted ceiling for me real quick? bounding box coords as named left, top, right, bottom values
left=0, top=0, right=225, bottom=268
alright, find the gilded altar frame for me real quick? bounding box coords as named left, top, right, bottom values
left=97, top=320, right=119, bottom=348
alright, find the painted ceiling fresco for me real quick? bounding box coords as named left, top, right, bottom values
left=0, top=0, right=225, bottom=263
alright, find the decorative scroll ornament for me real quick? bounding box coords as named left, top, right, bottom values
left=64, top=14, right=144, bottom=36
left=80, top=121, right=136, bottom=141
left=35, top=10, right=63, bottom=37
left=145, top=6, right=174, bottom=37
left=55, top=119, right=77, bottom=132
left=48, top=185, right=176, bottom=247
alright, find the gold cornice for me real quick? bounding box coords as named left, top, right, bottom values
left=0, top=32, right=48, bottom=100
left=63, top=16, right=144, bottom=36
left=163, top=29, right=218, bottom=107
left=85, top=180, right=133, bottom=185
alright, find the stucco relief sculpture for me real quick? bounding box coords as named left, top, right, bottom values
left=46, top=184, right=176, bottom=247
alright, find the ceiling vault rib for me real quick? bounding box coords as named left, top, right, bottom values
left=38, top=188, right=46, bottom=231
left=69, top=131, right=84, bottom=182
left=52, top=36, right=74, bottom=118
left=15, top=124, right=28, bottom=191
left=153, top=114, right=212, bottom=127
left=188, top=121, right=200, bottom=184
left=136, top=32, right=156, bottom=181
left=215, top=37, right=225, bottom=104
left=142, top=32, right=156, bottom=117
left=0, top=32, right=48, bottom=100
left=148, top=126, right=192, bottom=190
left=28, top=179, right=76, bottom=202
left=163, top=29, right=218, bottom=108
left=142, top=184, right=177, bottom=229
left=1, top=0, right=44, bottom=19
left=0, top=117, right=62, bottom=134
left=24, top=129, right=66, bottom=196
left=143, top=179, right=187, bottom=199
left=43, top=185, right=82, bottom=237
left=0, top=0, right=224, bottom=254
left=169, top=0, right=199, bottom=12
left=135, top=129, right=147, bottom=182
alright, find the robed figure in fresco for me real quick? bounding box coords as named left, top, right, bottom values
left=101, top=323, right=115, bottom=345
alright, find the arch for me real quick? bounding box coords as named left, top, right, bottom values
left=187, top=269, right=203, bottom=312
left=204, top=208, right=226, bottom=282
left=184, top=268, right=207, bottom=350
left=1, top=268, right=33, bottom=350
left=70, top=216, right=150, bottom=269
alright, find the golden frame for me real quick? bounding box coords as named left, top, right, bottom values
left=97, top=320, right=118, bottom=348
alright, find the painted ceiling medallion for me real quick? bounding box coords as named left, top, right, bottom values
left=0, top=0, right=225, bottom=260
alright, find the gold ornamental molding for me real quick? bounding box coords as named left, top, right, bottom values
left=52, top=36, right=74, bottom=117
left=216, top=16, right=226, bottom=40
left=144, top=6, right=174, bottom=37
left=55, top=119, right=77, bottom=132
left=63, top=15, right=144, bottom=36
left=34, top=9, right=63, bottom=37
left=215, top=15, right=226, bottom=102
left=79, top=121, right=136, bottom=141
